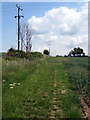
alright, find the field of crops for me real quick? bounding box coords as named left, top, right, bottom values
left=2, top=56, right=89, bottom=119
left=60, top=57, right=89, bottom=99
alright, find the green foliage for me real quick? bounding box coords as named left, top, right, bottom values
left=60, top=57, right=90, bottom=100
left=5, top=48, right=26, bottom=60
left=5, top=48, right=43, bottom=60
left=26, top=52, right=43, bottom=60
left=68, top=47, right=85, bottom=57
left=43, top=49, right=49, bottom=55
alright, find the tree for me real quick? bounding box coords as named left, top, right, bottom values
left=43, top=49, right=49, bottom=55
left=20, top=23, right=32, bottom=53
left=68, top=47, right=85, bottom=57
left=26, top=24, right=32, bottom=53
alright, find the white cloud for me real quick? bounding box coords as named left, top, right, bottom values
left=28, top=3, right=88, bottom=56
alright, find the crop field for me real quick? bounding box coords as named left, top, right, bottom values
left=2, top=56, right=89, bottom=119
left=60, top=57, right=89, bottom=97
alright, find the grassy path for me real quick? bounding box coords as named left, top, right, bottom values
left=2, top=57, right=82, bottom=118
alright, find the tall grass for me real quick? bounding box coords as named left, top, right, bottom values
left=2, top=58, right=55, bottom=118
left=0, top=57, right=2, bottom=119
left=2, top=57, right=82, bottom=118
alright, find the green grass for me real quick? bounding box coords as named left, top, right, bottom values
left=0, top=57, right=2, bottom=119
left=60, top=57, right=89, bottom=99
left=2, top=57, right=85, bottom=118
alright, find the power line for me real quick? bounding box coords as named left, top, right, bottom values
left=15, top=4, right=24, bottom=51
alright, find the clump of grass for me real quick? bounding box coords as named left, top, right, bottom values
left=66, top=106, right=82, bottom=118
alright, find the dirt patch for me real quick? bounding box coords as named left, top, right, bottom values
left=52, top=105, right=59, bottom=110
left=80, top=94, right=90, bottom=120
left=54, top=83, right=57, bottom=88
left=49, top=68, right=63, bottom=118
left=44, top=93, right=49, bottom=97
left=50, top=115, right=56, bottom=119
left=49, top=79, right=63, bottom=118
left=61, top=90, right=67, bottom=94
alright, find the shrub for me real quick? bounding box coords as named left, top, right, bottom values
left=26, top=52, right=43, bottom=60
left=43, top=49, right=49, bottom=55
left=5, top=48, right=43, bottom=60
left=5, top=48, right=26, bottom=60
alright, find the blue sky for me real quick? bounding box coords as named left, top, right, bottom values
left=2, top=2, right=88, bottom=55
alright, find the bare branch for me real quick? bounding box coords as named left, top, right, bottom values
left=20, top=23, right=32, bottom=53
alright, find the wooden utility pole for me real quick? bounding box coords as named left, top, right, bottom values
left=15, top=4, right=24, bottom=51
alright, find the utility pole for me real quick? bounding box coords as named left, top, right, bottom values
left=15, top=4, right=24, bottom=51
left=48, top=44, right=51, bottom=56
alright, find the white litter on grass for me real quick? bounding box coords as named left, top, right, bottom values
left=9, top=82, right=21, bottom=88
left=10, top=87, right=13, bottom=89
left=10, top=84, right=13, bottom=86
left=17, top=83, right=20, bottom=85
left=12, top=83, right=17, bottom=86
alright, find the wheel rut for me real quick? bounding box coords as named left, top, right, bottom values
left=80, top=94, right=90, bottom=120
left=49, top=69, right=63, bottom=119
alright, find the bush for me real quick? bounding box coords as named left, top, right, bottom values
left=5, top=48, right=26, bottom=60
left=56, top=55, right=62, bottom=57
left=43, top=49, right=49, bottom=55
left=26, top=52, right=43, bottom=60
left=5, top=48, right=43, bottom=60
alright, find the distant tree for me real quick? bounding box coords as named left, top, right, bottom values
left=8, top=48, right=15, bottom=52
left=43, top=49, right=49, bottom=55
left=25, top=24, right=32, bottom=53
left=56, top=55, right=59, bottom=57
left=20, top=23, right=32, bottom=53
left=64, top=55, right=68, bottom=57
left=68, top=47, right=85, bottom=57
left=56, top=55, right=62, bottom=57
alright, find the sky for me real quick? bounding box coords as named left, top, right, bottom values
left=1, top=2, right=88, bottom=56
left=0, top=0, right=89, bottom=2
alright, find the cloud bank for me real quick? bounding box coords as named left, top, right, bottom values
left=27, top=3, right=88, bottom=56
